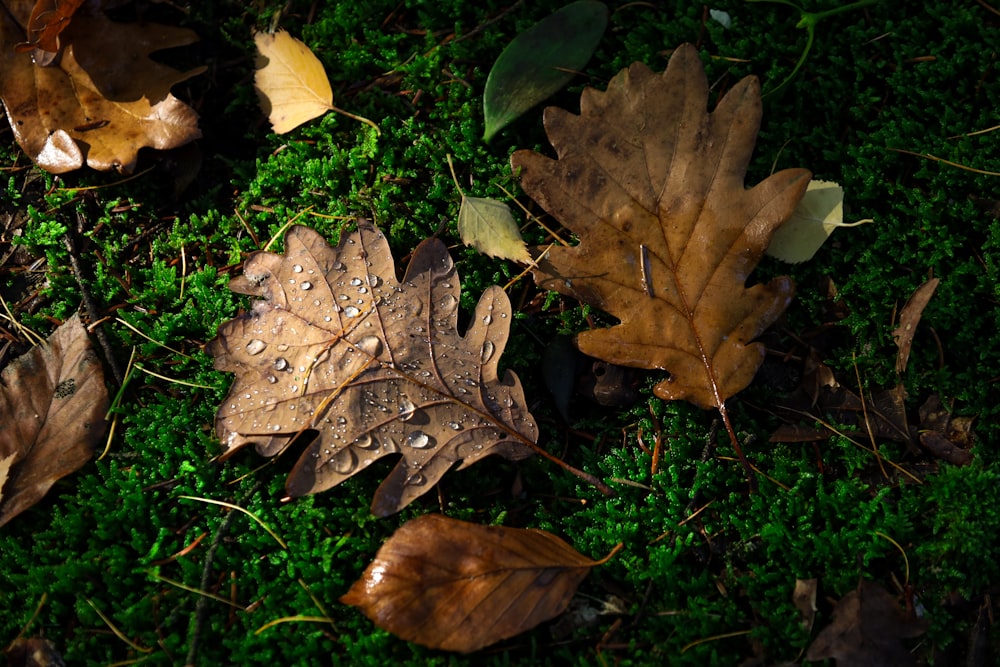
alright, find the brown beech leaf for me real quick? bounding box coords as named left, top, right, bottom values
left=341, top=514, right=609, bottom=652
left=0, top=2, right=203, bottom=173
left=208, top=222, right=537, bottom=517
left=806, top=580, right=928, bottom=666
left=0, top=314, right=109, bottom=527
left=512, top=44, right=810, bottom=410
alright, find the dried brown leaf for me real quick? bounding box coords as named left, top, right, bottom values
left=0, top=2, right=203, bottom=173
left=792, top=578, right=818, bottom=633
left=806, top=580, right=928, bottom=666
left=512, top=44, right=810, bottom=410
left=341, top=514, right=603, bottom=652
left=208, top=222, right=537, bottom=516
left=0, top=314, right=109, bottom=527
left=893, top=277, right=939, bottom=374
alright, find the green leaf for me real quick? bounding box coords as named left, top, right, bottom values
left=482, top=0, right=608, bottom=142
left=457, top=196, right=530, bottom=262
left=765, top=180, right=873, bottom=263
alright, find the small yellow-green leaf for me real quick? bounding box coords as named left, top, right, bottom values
left=766, top=180, right=873, bottom=263
left=253, top=30, right=333, bottom=134
left=458, top=196, right=531, bottom=263
left=482, top=1, right=608, bottom=142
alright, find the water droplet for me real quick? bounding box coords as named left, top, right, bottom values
left=271, top=424, right=282, bottom=432
left=398, top=398, right=416, bottom=421
left=273, top=358, right=289, bottom=371
left=350, top=277, right=363, bottom=286
left=406, top=472, right=426, bottom=486
left=368, top=275, right=381, bottom=287
left=245, top=339, right=267, bottom=355
left=354, top=433, right=378, bottom=450
left=344, top=306, right=361, bottom=318
left=481, top=340, right=495, bottom=363
left=406, top=431, right=431, bottom=448
left=324, top=315, right=333, bottom=322
left=482, top=314, right=493, bottom=325
left=336, top=416, right=347, bottom=426
left=438, top=294, right=457, bottom=309
left=331, top=448, right=357, bottom=474
left=266, top=374, right=278, bottom=384
left=410, top=300, right=422, bottom=316
left=292, top=264, right=303, bottom=273
left=288, top=278, right=296, bottom=284
left=301, top=281, right=313, bottom=290
left=448, top=421, right=462, bottom=431
left=276, top=343, right=289, bottom=352
left=338, top=294, right=349, bottom=301
left=358, top=286, right=368, bottom=294
left=333, top=261, right=345, bottom=271
left=500, top=312, right=508, bottom=318
left=356, top=335, right=383, bottom=357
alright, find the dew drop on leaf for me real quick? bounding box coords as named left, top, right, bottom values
left=447, top=421, right=462, bottom=431
left=356, top=335, right=383, bottom=357
left=354, top=433, right=378, bottom=449
left=344, top=306, right=361, bottom=318
left=481, top=340, right=495, bottom=363
left=245, top=339, right=267, bottom=355
left=331, top=448, right=357, bottom=474
left=398, top=397, right=416, bottom=421
left=350, top=277, right=363, bottom=286
left=482, top=314, right=493, bottom=325
left=406, top=431, right=431, bottom=448
left=301, top=281, right=313, bottom=290
left=292, top=264, right=303, bottom=273
left=274, top=357, right=289, bottom=371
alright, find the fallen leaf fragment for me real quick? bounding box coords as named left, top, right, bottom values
left=792, top=578, right=818, bottom=633
left=513, top=44, right=811, bottom=409
left=457, top=196, right=530, bottom=262
left=4, top=636, right=65, bottom=667
left=482, top=0, right=608, bottom=141
left=253, top=30, right=333, bottom=134
left=806, top=580, right=928, bottom=666
left=0, top=314, right=109, bottom=527
left=15, top=0, right=85, bottom=63
left=766, top=180, right=873, bottom=263
left=341, top=514, right=612, bottom=652
left=917, top=394, right=974, bottom=466
left=208, top=221, right=537, bottom=516
left=893, top=278, right=939, bottom=374
left=0, top=6, right=203, bottom=173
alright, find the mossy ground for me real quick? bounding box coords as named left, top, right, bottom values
left=1, top=1, right=999, bottom=665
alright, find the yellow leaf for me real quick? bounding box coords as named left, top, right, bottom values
left=457, top=196, right=531, bottom=263
left=766, top=180, right=873, bottom=263
left=253, top=30, right=333, bottom=134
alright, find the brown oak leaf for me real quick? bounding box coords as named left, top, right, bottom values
left=0, top=313, right=109, bottom=528
left=0, top=2, right=203, bottom=173
left=806, top=580, right=928, bottom=666
left=512, top=44, right=811, bottom=410
left=208, top=222, right=537, bottom=517
left=341, top=514, right=609, bottom=652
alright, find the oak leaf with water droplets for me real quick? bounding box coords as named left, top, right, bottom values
left=341, top=514, right=606, bottom=652
left=207, top=221, right=537, bottom=517
left=512, top=44, right=811, bottom=409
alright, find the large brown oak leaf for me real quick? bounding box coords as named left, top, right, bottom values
left=0, top=2, right=202, bottom=173
left=512, top=44, right=811, bottom=410
left=208, top=222, right=537, bottom=517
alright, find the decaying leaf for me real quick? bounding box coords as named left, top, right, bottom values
left=893, top=278, right=939, bottom=374
left=917, top=394, right=974, bottom=466
left=792, top=578, right=818, bottom=633
left=4, top=636, right=65, bottom=667
left=806, top=580, right=928, bottom=666
left=482, top=0, right=608, bottom=141
left=341, top=514, right=609, bottom=652
left=0, top=314, right=109, bottom=528
left=512, top=44, right=811, bottom=410
left=766, top=180, right=873, bottom=264
left=457, top=196, right=531, bottom=263
left=15, top=0, right=85, bottom=63
left=0, top=2, right=203, bottom=173
left=208, top=221, right=537, bottom=516
left=253, top=30, right=333, bottom=134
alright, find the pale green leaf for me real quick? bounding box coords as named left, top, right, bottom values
left=766, top=180, right=873, bottom=263
left=482, top=1, right=608, bottom=142
left=457, top=196, right=531, bottom=263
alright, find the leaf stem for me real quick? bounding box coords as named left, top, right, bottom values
left=716, top=401, right=757, bottom=491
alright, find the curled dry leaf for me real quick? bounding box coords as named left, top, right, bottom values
left=0, top=314, right=109, bottom=527
left=893, top=277, right=939, bottom=375
left=0, top=2, right=203, bottom=173
left=341, top=514, right=609, bottom=652
left=806, top=580, right=928, bottom=666
left=208, top=222, right=537, bottom=516
left=512, top=44, right=811, bottom=410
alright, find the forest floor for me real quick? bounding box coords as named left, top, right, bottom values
left=1, top=1, right=999, bottom=665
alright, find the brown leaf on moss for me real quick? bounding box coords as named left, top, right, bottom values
left=0, top=1, right=203, bottom=173
left=341, top=514, right=606, bottom=652
left=512, top=44, right=810, bottom=410
left=893, top=277, right=939, bottom=374
left=806, top=580, right=928, bottom=666
left=207, top=222, right=537, bottom=516
left=0, top=314, right=109, bottom=527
